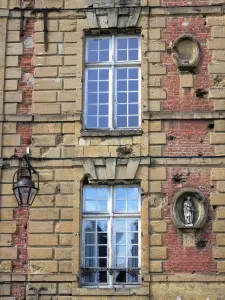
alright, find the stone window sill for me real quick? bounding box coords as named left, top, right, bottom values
left=81, top=129, right=143, bottom=137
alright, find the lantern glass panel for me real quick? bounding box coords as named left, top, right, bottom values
left=20, top=187, right=31, bottom=205
left=28, top=188, right=38, bottom=206
left=14, top=188, right=22, bottom=205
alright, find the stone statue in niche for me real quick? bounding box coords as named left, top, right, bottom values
left=183, top=196, right=194, bottom=226
left=171, top=188, right=207, bottom=230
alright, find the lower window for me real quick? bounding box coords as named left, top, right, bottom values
left=81, top=186, right=141, bottom=287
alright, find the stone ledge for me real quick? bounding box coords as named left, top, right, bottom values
left=144, top=112, right=225, bottom=120
left=144, top=274, right=225, bottom=282
left=72, top=286, right=149, bottom=296
left=81, top=129, right=143, bottom=137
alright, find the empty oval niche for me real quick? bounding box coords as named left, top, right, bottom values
left=172, top=34, right=201, bottom=73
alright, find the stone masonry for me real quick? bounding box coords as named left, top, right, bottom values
left=0, top=0, right=225, bottom=299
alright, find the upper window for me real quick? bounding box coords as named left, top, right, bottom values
left=84, top=36, right=141, bottom=130
left=81, top=186, right=141, bottom=287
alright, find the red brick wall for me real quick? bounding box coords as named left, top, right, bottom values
left=12, top=7, right=35, bottom=298
left=163, top=168, right=217, bottom=273
left=163, top=120, right=214, bottom=157
left=162, top=17, right=213, bottom=112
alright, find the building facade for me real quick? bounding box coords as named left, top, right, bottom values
left=0, top=0, right=225, bottom=299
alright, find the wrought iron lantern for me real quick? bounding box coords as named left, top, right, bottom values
left=12, top=154, right=39, bottom=207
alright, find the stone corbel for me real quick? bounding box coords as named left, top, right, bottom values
left=85, top=7, right=142, bottom=32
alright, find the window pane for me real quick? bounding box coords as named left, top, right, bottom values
left=98, top=232, right=107, bottom=244
left=86, top=68, right=109, bottom=129
left=85, top=233, right=95, bottom=244
left=117, top=38, right=127, bottom=49
left=88, top=69, right=98, bottom=80
left=117, top=93, right=127, bottom=103
left=85, top=258, right=95, bottom=267
left=88, top=39, right=98, bottom=51
left=129, top=50, right=138, bottom=61
left=116, top=37, right=139, bottom=62
left=115, top=271, right=126, bottom=283
left=85, top=246, right=95, bottom=257
left=116, top=68, right=139, bottom=128
left=84, top=220, right=96, bottom=232
left=116, top=258, right=126, bottom=268
left=114, top=187, right=139, bottom=213
left=88, top=51, right=98, bottom=62
left=97, top=220, right=108, bottom=232
left=117, top=69, right=127, bottom=79
left=128, top=38, right=139, bottom=49
left=128, top=116, right=139, bottom=127
left=87, top=38, right=110, bottom=63
left=84, top=187, right=109, bottom=212
left=116, top=232, right=126, bottom=244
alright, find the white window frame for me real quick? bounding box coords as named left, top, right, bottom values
left=81, top=185, right=141, bottom=288
left=84, top=35, right=141, bottom=130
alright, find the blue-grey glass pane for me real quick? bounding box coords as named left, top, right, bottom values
left=84, top=220, right=96, bottom=232
left=98, top=232, right=107, bottom=244
left=85, top=201, right=96, bottom=212
left=85, top=188, right=97, bottom=199
left=116, top=258, right=126, bottom=268
left=127, top=220, right=138, bottom=231
left=128, top=116, right=139, bottom=127
left=99, top=271, right=107, bottom=283
left=85, top=246, right=95, bottom=257
left=97, top=220, right=107, bottom=232
left=117, top=38, right=127, bottom=49
left=115, top=220, right=126, bottom=231
left=115, top=270, right=126, bottom=283
left=99, top=69, right=109, bottom=80
left=98, top=188, right=108, bottom=199
left=98, top=258, right=107, bottom=267
left=129, top=68, right=138, bottom=79
left=129, top=80, right=138, bottom=91
left=117, top=93, right=127, bottom=103
left=84, top=273, right=95, bottom=283
left=88, top=93, right=97, bottom=104
left=88, top=39, right=98, bottom=51
left=128, top=188, right=139, bottom=199
left=99, top=93, right=109, bottom=104
left=99, top=51, right=109, bottom=62
left=99, top=81, right=109, bottom=92
left=129, top=50, right=138, bottom=60
left=116, top=245, right=126, bottom=256
left=127, top=201, right=138, bottom=212
left=117, top=116, right=127, bottom=128
left=86, top=116, right=97, bottom=128
left=128, top=257, right=138, bottom=268
left=99, top=117, right=108, bottom=128
left=128, top=92, right=138, bottom=103
left=127, top=273, right=138, bottom=282
left=117, top=81, right=127, bottom=91
left=115, top=200, right=126, bottom=212
left=88, top=69, right=98, bottom=80
left=98, top=246, right=107, bottom=257
left=88, top=81, right=97, bottom=92
left=85, top=258, right=96, bottom=267
left=88, top=50, right=98, bottom=62
left=128, top=104, right=138, bottom=115
left=99, top=105, right=108, bottom=115
left=98, top=201, right=107, bottom=212
left=127, top=233, right=138, bottom=244
left=99, top=39, right=109, bottom=50
left=116, top=232, right=126, bottom=244
left=117, top=104, right=127, bottom=115
left=128, top=38, right=139, bottom=49
left=117, top=69, right=127, bottom=79
left=118, top=50, right=127, bottom=61
left=127, top=245, right=138, bottom=256
left=87, top=105, right=97, bottom=115
left=115, top=188, right=126, bottom=200
left=85, top=233, right=95, bottom=244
